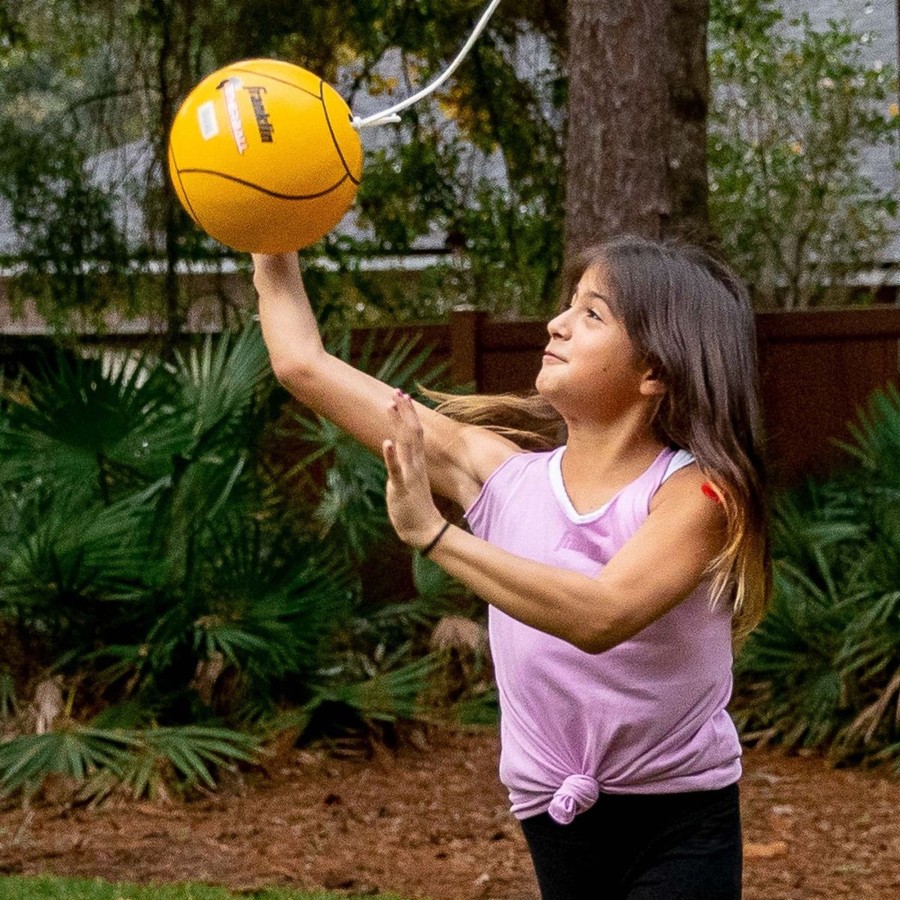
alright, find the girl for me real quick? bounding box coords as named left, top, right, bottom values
left=252, top=235, right=769, bottom=900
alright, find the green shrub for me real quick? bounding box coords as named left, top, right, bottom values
left=0, top=327, right=461, bottom=798
left=709, top=0, right=898, bottom=308
left=733, top=384, right=900, bottom=767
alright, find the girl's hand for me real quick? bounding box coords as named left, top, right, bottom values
left=382, top=390, right=447, bottom=550
left=251, top=252, right=302, bottom=297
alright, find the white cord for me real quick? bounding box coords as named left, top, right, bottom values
left=351, top=0, right=503, bottom=129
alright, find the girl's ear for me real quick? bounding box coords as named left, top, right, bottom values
left=639, top=368, right=666, bottom=397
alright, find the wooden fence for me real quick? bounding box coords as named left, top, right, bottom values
left=755, top=307, right=900, bottom=483
left=1, top=303, right=898, bottom=486
left=353, top=305, right=900, bottom=487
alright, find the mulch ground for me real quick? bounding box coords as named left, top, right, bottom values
left=0, top=727, right=898, bottom=899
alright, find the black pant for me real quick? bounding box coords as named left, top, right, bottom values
left=519, top=783, right=742, bottom=900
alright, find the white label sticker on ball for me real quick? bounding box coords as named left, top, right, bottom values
left=197, top=102, right=219, bottom=140
left=221, top=79, right=249, bottom=154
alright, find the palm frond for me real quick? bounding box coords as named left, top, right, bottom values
left=0, top=349, right=184, bottom=496
left=170, top=325, right=271, bottom=445
left=0, top=728, right=132, bottom=796
left=89, top=725, right=251, bottom=804
left=191, top=519, right=353, bottom=683
left=735, top=536, right=857, bottom=750
left=0, top=720, right=259, bottom=801
left=1, top=490, right=153, bottom=613
left=280, top=329, right=448, bottom=557
left=736, top=390, right=900, bottom=765
left=837, top=383, right=900, bottom=486
left=311, top=655, right=437, bottom=723
left=128, top=725, right=259, bottom=789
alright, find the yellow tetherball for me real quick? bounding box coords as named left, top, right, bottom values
left=168, top=59, right=362, bottom=253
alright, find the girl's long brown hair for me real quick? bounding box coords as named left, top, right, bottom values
left=430, top=235, right=770, bottom=643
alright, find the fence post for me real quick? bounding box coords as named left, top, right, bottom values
left=449, top=306, right=487, bottom=390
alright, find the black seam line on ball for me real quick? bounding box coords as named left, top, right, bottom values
left=176, top=168, right=349, bottom=200
left=169, top=143, right=204, bottom=226
left=319, top=79, right=360, bottom=186
left=227, top=67, right=321, bottom=100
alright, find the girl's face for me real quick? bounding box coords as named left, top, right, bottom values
left=536, top=268, right=661, bottom=421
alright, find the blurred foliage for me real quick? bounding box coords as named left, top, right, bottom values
left=305, top=0, right=567, bottom=320
left=0, top=124, right=133, bottom=326
left=733, top=384, right=900, bottom=768
left=1, top=1, right=895, bottom=323
left=0, top=0, right=566, bottom=328
left=709, top=0, right=898, bottom=308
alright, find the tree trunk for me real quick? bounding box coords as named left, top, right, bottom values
left=563, top=0, right=711, bottom=267
left=144, top=0, right=197, bottom=353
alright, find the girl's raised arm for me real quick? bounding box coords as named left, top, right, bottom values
left=252, top=253, right=517, bottom=509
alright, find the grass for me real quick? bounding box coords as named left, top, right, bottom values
left=0, top=875, right=410, bottom=900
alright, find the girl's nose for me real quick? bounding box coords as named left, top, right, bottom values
left=547, top=309, right=570, bottom=339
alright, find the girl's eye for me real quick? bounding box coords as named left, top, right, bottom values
left=586, top=308, right=602, bottom=321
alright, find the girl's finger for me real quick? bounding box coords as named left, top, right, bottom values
left=396, top=393, right=426, bottom=468
left=382, top=438, right=403, bottom=483
left=398, top=392, right=422, bottom=433
left=393, top=393, right=419, bottom=467
left=387, top=397, right=414, bottom=470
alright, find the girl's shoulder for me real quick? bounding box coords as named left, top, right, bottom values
left=650, top=452, right=725, bottom=524
left=662, top=447, right=696, bottom=482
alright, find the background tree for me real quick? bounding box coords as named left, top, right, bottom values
left=563, top=0, right=712, bottom=266
left=332, top=0, right=568, bottom=319
left=0, top=0, right=571, bottom=327
left=708, top=0, right=898, bottom=308
left=1, top=1, right=896, bottom=324
left=0, top=1, right=314, bottom=340
left=0, top=2, right=135, bottom=326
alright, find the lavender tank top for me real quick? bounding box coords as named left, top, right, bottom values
left=465, top=446, right=741, bottom=823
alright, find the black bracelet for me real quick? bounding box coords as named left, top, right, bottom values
left=420, top=520, right=451, bottom=557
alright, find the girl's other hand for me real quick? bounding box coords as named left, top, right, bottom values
left=382, top=390, right=446, bottom=549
